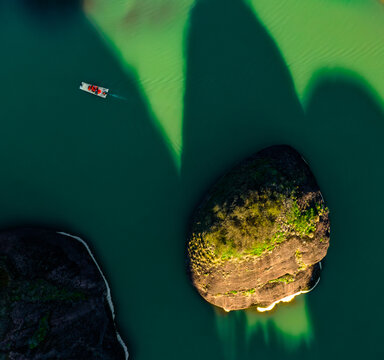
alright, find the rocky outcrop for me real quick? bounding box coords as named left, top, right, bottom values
left=187, top=145, right=330, bottom=311
left=0, top=228, right=128, bottom=359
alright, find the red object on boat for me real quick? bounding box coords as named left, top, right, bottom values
left=80, top=82, right=109, bottom=98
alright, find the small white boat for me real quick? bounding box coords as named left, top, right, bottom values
left=79, top=82, right=109, bottom=98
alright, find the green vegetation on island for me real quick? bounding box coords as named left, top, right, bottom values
left=0, top=229, right=128, bottom=358
left=187, top=146, right=330, bottom=311
left=29, top=314, right=50, bottom=350
left=189, top=149, right=328, bottom=265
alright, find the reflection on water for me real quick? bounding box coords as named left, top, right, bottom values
left=260, top=296, right=313, bottom=349
left=215, top=296, right=312, bottom=359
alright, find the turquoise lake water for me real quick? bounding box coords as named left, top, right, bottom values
left=1, top=0, right=384, bottom=359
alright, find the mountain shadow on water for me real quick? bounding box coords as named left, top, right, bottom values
left=19, top=0, right=81, bottom=16
left=0, top=3, right=180, bottom=358
left=302, top=73, right=384, bottom=360
left=0, top=2, right=227, bottom=359
left=3, top=0, right=384, bottom=359
left=181, top=0, right=304, bottom=212
left=182, top=1, right=384, bottom=358
left=181, top=1, right=308, bottom=356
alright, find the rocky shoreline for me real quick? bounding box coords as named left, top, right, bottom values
left=0, top=228, right=128, bottom=359
left=256, top=267, right=321, bottom=312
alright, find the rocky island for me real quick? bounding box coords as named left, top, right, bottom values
left=187, top=146, right=330, bottom=312
left=0, top=228, right=128, bottom=359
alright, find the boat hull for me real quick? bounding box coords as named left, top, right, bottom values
left=80, top=82, right=109, bottom=98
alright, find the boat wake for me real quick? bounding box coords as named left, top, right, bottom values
left=109, top=93, right=128, bottom=101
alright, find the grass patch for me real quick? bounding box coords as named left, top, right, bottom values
left=29, top=314, right=49, bottom=349
left=295, top=250, right=307, bottom=271
left=244, top=288, right=256, bottom=295
left=10, top=279, right=87, bottom=303
left=221, top=287, right=257, bottom=296
left=188, top=151, right=330, bottom=265
left=192, top=196, right=327, bottom=261
left=268, top=274, right=295, bottom=284
left=287, top=200, right=318, bottom=237
left=202, top=189, right=289, bottom=260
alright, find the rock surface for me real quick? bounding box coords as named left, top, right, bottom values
left=187, top=145, right=330, bottom=311
left=0, top=228, right=128, bottom=359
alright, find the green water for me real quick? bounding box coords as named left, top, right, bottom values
left=1, top=0, right=384, bottom=359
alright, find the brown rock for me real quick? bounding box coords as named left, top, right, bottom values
left=187, top=145, right=330, bottom=311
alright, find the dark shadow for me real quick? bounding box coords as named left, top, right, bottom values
left=302, top=73, right=384, bottom=360
left=19, top=0, right=81, bottom=18
left=0, top=3, right=180, bottom=359
left=0, top=1, right=229, bottom=359
left=181, top=0, right=304, bottom=212
left=5, top=0, right=384, bottom=359
left=181, top=1, right=307, bottom=358
left=182, top=0, right=384, bottom=358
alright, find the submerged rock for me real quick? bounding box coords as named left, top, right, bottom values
left=187, top=145, right=330, bottom=311
left=0, top=228, right=128, bottom=359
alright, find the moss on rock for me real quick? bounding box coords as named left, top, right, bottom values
left=187, top=145, right=330, bottom=311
